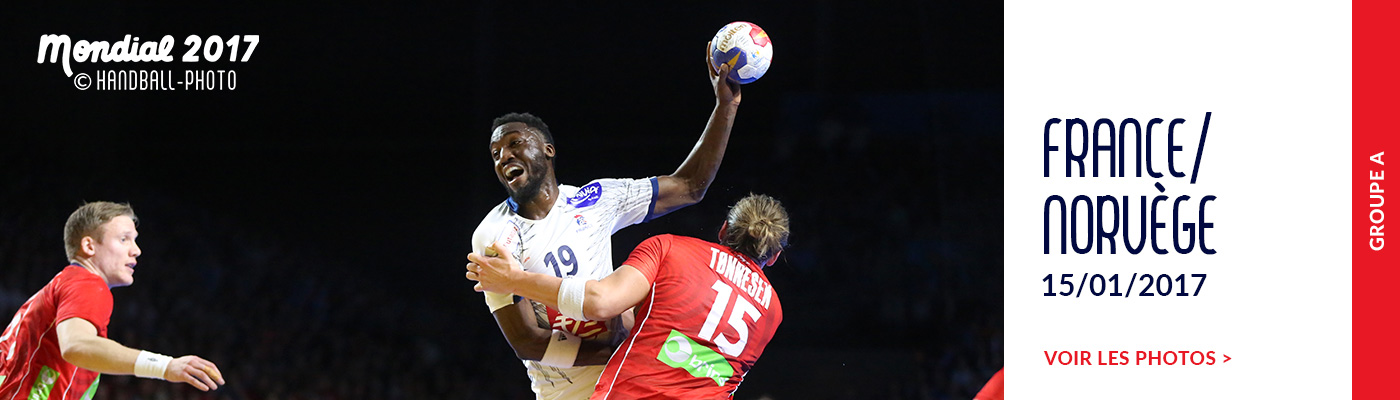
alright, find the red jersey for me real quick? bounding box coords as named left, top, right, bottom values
left=0, top=265, right=113, bottom=400
left=592, top=235, right=782, bottom=400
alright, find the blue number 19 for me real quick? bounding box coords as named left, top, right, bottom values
left=544, top=245, right=577, bottom=277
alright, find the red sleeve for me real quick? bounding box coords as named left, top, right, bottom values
left=974, top=368, right=1004, bottom=400
left=54, top=274, right=113, bottom=333
left=622, top=235, right=670, bottom=283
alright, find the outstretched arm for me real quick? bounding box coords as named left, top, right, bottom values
left=651, top=44, right=744, bottom=217
left=56, top=318, right=225, bottom=391
left=468, top=242, right=652, bottom=322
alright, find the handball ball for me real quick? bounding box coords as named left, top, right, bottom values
left=709, top=21, right=773, bottom=84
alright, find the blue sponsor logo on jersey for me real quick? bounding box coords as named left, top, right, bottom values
left=566, top=182, right=602, bottom=208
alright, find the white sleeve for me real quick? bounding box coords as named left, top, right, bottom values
left=562, top=178, right=658, bottom=234
left=594, top=177, right=658, bottom=233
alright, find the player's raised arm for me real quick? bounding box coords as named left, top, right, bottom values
left=650, top=44, right=744, bottom=218
left=56, top=318, right=225, bottom=391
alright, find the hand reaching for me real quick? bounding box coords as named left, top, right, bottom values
left=164, top=355, right=225, bottom=391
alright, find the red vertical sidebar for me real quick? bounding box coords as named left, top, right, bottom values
left=1355, top=0, right=1399, bottom=397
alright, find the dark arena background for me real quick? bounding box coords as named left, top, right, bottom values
left=2, top=3, right=1001, bottom=399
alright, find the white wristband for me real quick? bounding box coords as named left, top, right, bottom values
left=539, top=329, right=581, bottom=368
left=484, top=290, right=515, bottom=313
left=134, top=350, right=172, bottom=380
left=557, top=277, right=588, bottom=321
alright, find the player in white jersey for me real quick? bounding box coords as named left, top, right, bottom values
left=469, top=46, right=744, bottom=400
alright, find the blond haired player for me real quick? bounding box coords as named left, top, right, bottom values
left=0, top=202, right=225, bottom=399
left=469, top=194, right=789, bottom=399
left=468, top=45, right=743, bottom=399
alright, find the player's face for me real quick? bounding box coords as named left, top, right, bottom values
left=90, top=216, right=141, bottom=288
left=490, top=122, right=554, bottom=200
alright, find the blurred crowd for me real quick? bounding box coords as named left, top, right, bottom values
left=761, top=93, right=1003, bottom=400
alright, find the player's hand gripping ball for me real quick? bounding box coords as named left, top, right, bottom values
left=709, top=21, right=773, bottom=84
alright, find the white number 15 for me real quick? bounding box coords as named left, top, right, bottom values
left=697, top=280, right=761, bottom=357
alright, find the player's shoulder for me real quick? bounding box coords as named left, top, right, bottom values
left=54, top=266, right=112, bottom=297
left=656, top=234, right=709, bottom=246
left=473, top=200, right=514, bottom=228
left=644, top=234, right=712, bottom=252
left=471, top=201, right=517, bottom=244
left=56, top=265, right=103, bottom=285
left=558, top=180, right=603, bottom=209
left=561, top=178, right=651, bottom=206
left=647, top=233, right=682, bottom=243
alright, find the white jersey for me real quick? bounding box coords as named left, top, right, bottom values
left=471, top=177, right=657, bottom=400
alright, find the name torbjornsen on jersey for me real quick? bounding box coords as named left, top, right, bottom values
left=708, top=248, right=773, bottom=309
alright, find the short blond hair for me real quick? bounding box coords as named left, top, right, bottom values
left=721, top=194, right=790, bottom=262
left=64, top=201, right=138, bottom=260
